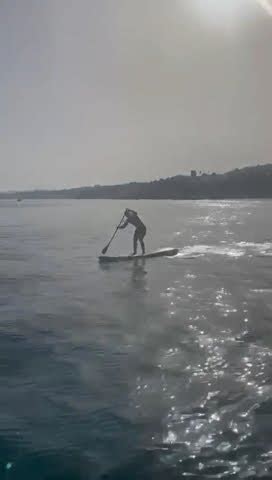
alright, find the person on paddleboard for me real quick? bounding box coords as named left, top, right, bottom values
left=118, top=209, right=146, bottom=255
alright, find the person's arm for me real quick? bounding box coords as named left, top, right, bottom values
left=118, top=219, right=129, bottom=229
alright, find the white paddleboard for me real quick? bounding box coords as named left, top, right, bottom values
left=99, top=248, right=178, bottom=263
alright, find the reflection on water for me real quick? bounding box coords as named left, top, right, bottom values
left=100, top=259, right=148, bottom=292
left=130, top=260, right=148, bottom=291
left=131, top=266, right=272, bottom=477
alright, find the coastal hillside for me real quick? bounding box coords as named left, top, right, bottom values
left=1, top=164, right=272, bottom=200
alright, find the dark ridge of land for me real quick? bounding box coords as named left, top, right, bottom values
left=1, top=164, right=272, bottom=200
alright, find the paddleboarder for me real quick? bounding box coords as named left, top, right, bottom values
left=118, top=209, right=146, bottom=255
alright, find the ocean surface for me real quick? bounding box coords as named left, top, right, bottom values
left=1, top=199, right=272, bottom=479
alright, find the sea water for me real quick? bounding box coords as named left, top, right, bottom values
left=1, top=199, right=272, bottom=479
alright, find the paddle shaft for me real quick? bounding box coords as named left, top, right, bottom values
left=102, top=214, right=125, bottom=254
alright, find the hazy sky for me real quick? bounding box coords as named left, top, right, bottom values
left=0, top=0, right=272, bottom=190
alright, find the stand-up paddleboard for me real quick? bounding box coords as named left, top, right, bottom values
left=99, top=248, right=179, bottom=263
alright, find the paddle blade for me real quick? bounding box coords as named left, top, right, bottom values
left=101, top=244, right=109, bottom=255
left=101, top=216, right=123, bottom=255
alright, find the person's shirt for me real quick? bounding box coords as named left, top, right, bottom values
left=121, top=214, right=145, bottom=229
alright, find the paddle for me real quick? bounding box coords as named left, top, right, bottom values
left=101, top=214, right=125, bottom=255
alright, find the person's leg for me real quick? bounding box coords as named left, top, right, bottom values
left=133, top=230, right=138, bottom=255
left=139, top=237, right=145, bottom=255
left=139, top=227, right=146, bottom=255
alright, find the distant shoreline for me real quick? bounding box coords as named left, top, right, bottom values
left=1, top=196, right=272, bottom=201
left=1, top=164, right=272, bottom=200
